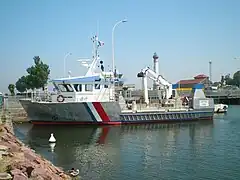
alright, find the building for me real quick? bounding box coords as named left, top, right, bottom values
left=121, top=74, right=211, bottom=102
left=174, top=74, right=211, bottom=96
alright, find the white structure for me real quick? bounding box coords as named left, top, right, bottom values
left=153, top=52, right=159, bottom=90
left=209, top=60, right=212, bottom=82
left=137, top=66, right=174, bottom=105
left=49, top=133, right=56, bottom=143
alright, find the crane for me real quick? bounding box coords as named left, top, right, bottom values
left=137, top=67, right=173, bottom=105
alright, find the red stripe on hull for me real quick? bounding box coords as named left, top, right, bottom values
left=31, top=116, right=213, bottom=125
left=92, top=102, right=110, bottom=122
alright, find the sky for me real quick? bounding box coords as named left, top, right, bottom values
left=0, top=0, right=240, bottom=93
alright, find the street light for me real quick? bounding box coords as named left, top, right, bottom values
left=111, top=19, right=127, bottom=75
left=64, top=52, right=72, bottom=77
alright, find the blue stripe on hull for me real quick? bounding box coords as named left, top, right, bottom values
left=83, top=102, right=97, bottom=122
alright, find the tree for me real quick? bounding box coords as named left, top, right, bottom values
left=15, top=76, right=27, bottom=93
left=233, top=70, right=240, bottom=87
left=220, top=75, right=225, bottom=86
left=224, top=74, right=235, bottom=86
left=24, top=56, right=50, bottom=90
left=8, top=84, right=15, bottom=96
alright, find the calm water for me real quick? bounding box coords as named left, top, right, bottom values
left=14, top=105, right=240, bottom=180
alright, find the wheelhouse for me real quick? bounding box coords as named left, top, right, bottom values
left=50, top=75, right=115, bottom=103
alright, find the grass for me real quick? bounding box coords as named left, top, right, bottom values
left=1, top=112, right=6, bottom=123
left=0, top=156, right=12, bottom=173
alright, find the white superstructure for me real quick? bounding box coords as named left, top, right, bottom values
left=34, top=35, right=123, bottom=104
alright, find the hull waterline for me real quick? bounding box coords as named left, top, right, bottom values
left=30, top=116, right=213, bottom=125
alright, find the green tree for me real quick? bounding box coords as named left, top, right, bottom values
left=233, top=70, right=240, bottom=87
left=224, top=74, right=235, bottom=85
left=15, top=76, right=27, bottom=93
left=25, top=56, right=50, bottom=90
left=220, top=75, right=225, bottom=86
left=8, top=84, right=15, bottom=96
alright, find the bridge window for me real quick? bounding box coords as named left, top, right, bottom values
left=85, top=84, right=93, bottom=91
left=172, top=90, right=176, bottom=98
left=73, top=84, right=82, bottom=92
left=58, top=84, right=74, bottom=92
left=94, top=79, right=101, bottom=90
left=126, top=91, right=131, bottom=98
left=95, top=84, right=100, bottom=89
left=53, top=82, right=60, bottom=92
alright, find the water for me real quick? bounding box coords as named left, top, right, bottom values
left=13, top=105, right=240, bottom=180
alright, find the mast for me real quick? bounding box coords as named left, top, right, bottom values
left=86, top=35, right=100, bottom=76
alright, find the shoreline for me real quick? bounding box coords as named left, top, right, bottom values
left=0, top=109, right=73, bottom=180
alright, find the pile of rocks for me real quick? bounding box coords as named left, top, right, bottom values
left=0, top=126, right=72, bottom=180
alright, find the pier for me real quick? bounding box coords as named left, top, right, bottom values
left=205, top=89, right=240, bottom=104
left=2, top=96, right=28, bottom=123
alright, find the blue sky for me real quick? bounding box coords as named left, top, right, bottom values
left=0, top=0, right=240, bottom=93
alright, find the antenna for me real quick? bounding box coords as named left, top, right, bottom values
left=90, top=32, right=94, bottom=57
left=97, top=20, right=99, bottom=37
left=86, top=32, right=100, bottom=76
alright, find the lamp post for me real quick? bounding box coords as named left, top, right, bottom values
left=111, top=19, right=127, bottom=76
left=64, top=52, right=72, bottom=77
left=111, top=19, right=127, bottom=101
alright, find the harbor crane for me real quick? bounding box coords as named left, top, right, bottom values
left=137, top=67, right=174, bottom=105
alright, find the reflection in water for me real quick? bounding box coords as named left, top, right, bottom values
left=49, top=143, right=56, bottom=152
left=14, top=121, right=216, bottom=180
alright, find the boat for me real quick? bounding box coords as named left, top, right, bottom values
left=214, top=104, right=228, bottom=113
left=19, top=34, right=214, bottom=125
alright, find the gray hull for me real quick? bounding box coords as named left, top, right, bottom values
left=19, top=99, right=214, bottom=125
left=19, top=99, right=121, bottom=124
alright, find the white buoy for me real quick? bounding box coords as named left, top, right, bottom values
left=49, top=133, right=56, bottom=143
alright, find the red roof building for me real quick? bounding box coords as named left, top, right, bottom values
left=194, top=74, right=208, bottom=79
left=176, top=74, right=210, bottom=88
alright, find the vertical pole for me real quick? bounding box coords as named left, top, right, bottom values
left=209, top=60, right=212, bottom=84
left=178, top=80, right=181, bottom=97
left=112, top=24, right=116, bottom=101
left=64, top=52, right=72, bottom=77
left=143, top=76, right=149, bottom=105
